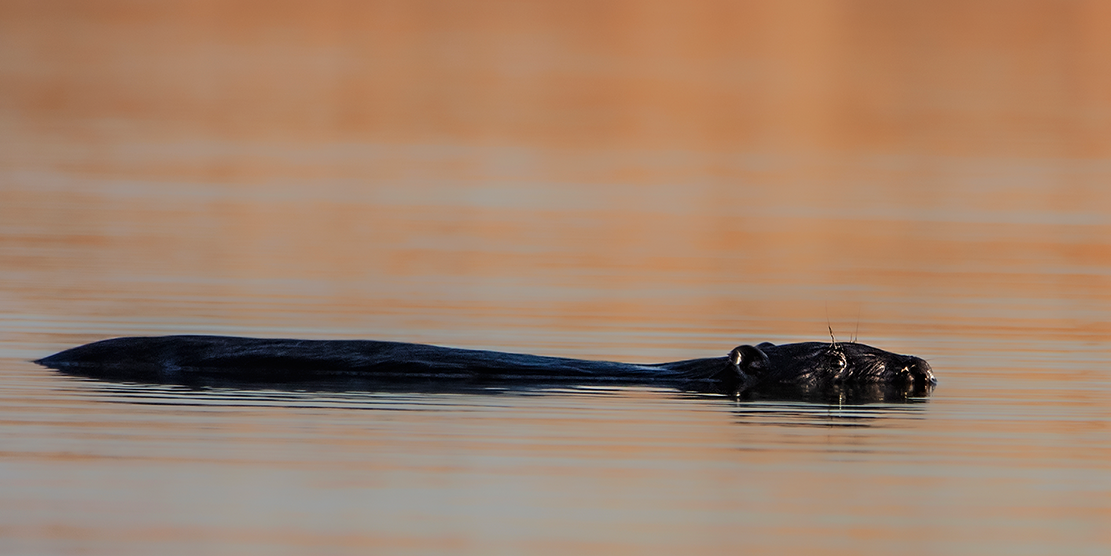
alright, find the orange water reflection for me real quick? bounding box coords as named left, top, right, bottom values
left=2, top=0, right=1110, bottom=155
left=2, top=2, right=1111, bottom=555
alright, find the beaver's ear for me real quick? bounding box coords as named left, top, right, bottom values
left=729, top=345, right=770, bottom=379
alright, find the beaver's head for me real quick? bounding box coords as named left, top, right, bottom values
left=728, top=341, right=935, bottom=398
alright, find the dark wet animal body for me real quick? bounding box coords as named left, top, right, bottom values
left=36, top=335, right=936, bottom=401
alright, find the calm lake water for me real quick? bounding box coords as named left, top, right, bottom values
left=2, top=2, right=1110, bottom=555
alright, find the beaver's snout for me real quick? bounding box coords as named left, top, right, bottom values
left=903, top=357, right=936, bottom=386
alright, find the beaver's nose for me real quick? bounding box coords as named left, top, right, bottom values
left=924, top=368, right=937, bottom=385
left=910, top=357, right=937, bottom=385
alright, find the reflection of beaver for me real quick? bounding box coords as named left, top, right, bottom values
left=36, top=335, right=935, bottom=401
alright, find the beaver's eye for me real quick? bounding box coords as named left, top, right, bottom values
left=833, top=354, right=847, bottom=369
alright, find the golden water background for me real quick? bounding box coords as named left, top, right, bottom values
left=2, top=1, right=1110, bottom=555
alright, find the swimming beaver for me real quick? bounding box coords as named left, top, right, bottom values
left=36, top=335, right=936, bottom=400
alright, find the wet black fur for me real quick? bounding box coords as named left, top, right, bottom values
left=36, top=335, right=936, bottom=402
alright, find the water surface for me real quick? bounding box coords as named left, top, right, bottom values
left=2, top=2, right=1110, bottom=555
